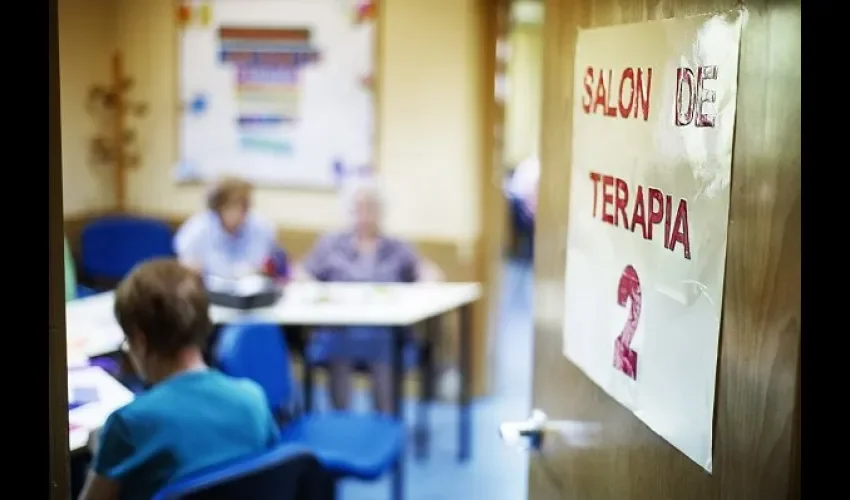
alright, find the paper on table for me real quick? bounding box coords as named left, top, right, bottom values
left=206, top=274, right=270, bottom=296
left=66, top=297, right=125, bottom=355
left=69, top=386, right=100, bottom=407
left=68, top=367, right=134, bottom=430
left=68, top=423, right=91, bottom=452
left=233, top=275, right=268, bottom=296
left=307, top=284, right=399, bottom=304
left=67, top=338, right=89, bottom=368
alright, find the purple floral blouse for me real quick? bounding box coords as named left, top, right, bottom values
left=303, top=232, right=419, bottom=283
left=302, top=231, right=421, bottom=363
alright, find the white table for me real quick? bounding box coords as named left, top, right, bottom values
left=68, top=366, right=135, bottom=452
left=65, top=282, right=482, bottom=462
left=211, top=282, right=481, bottom=325
left=66, top=282, right=481, bottom=357
left=66, top=293, right=125, bottom=361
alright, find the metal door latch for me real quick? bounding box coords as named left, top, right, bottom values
left=499, top=409, right=548, bottom=451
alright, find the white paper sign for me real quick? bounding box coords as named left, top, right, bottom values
left=561, top=12, right=744, bottom=472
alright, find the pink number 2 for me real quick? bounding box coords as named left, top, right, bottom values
left=613, top=265, right=642, bottom=380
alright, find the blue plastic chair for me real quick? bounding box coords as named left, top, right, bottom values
left=305, top=324, right=437, bottom=462
left=306, top=331, right=436, bottom=457
left=153, top=443, right=336, bottom=500
left=80, top=215, right=174, bottom=283
left=306, top=334, right=420, bottom=370
left=214, top=323, right=406, bottom=499
left=75, top=285, right=97, bottom=299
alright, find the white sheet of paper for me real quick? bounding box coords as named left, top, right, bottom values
left=560, top=12, right=744, bottom=472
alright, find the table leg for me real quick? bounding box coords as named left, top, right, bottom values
left=458, top=304, right=472, bottom=462
left=300, top=326, right=314, bottom=413
left=391, top=326, right=405, bottom=500
left=414, top=317, right=437, bottom=460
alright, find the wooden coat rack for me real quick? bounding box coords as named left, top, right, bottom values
left=88, top=52, right=148, bottom=211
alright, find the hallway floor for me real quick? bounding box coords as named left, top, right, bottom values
left=336, top=260, right=535, bottom=499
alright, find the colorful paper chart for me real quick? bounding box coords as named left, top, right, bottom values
left=217, top=26, right=322, bottom=156
left=177, top=0, right=377, bottom=188
left=353, top=0, right=377, bottom=24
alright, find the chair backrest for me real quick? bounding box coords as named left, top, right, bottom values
left=80, top=215, right=175, bottom=281
left=214, top=323, right=294, bottom=415
left=153, top=444, right=336, bottom=500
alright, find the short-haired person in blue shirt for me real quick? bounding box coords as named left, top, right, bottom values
left=78, top=259, right=280, bottom=500
left=174, top=177, right=278, bottom=278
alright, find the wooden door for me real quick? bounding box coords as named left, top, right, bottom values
left=49, top=0, right=71, bottom=495
left=528, top=0, right=800, bottom=498
left=476, top=0, right=511, bottom=393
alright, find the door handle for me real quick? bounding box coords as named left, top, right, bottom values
left=499, top=409, right=548, bottom=451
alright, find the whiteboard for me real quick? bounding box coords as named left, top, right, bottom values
left=174, top=0, right=376, bottom=188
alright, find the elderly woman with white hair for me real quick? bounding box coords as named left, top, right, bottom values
left=297, top=178, right=442, bottom=414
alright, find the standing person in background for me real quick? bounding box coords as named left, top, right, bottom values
left=174, top=177, right=280, bottom=279
left=507, top=154, right=540, bottom=218
left=295, top=178, right=443, bottom=414
left=506, top=155, right=539, bottom=261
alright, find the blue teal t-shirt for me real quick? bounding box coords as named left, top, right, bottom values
left=92, top=370, right=280, bottom=500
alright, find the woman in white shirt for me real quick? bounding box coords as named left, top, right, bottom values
left=174, top=177, right=278, bottom=278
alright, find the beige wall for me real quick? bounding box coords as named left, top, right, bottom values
left=504, top=22, right=542, bottom=166
left=59, top=0, right=118, bottom=215
left=61, top=0, right=484, bottom=247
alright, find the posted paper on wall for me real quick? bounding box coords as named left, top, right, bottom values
left=175, top=0, right=376, bottom=188
left=561, top=12, right=744, bottom=472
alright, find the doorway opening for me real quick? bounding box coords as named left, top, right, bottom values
left=493, top=0, right=542, bottom=404
left=488, top=0, right=544, bottom=496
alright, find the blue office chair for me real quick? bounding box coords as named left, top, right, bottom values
left=214, top=323, right=405, bottom=498
left=306, top=325, right=438, bottom=462
left=75, top=285, right=97, bottom=299
left=153, top=443, right=336, bottom=500
left=305, top=337, right=420, bottom=370
left=80, top=215, right=174, bottom=285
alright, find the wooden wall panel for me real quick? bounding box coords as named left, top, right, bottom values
left=528, top=0, right=800, bottom=497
